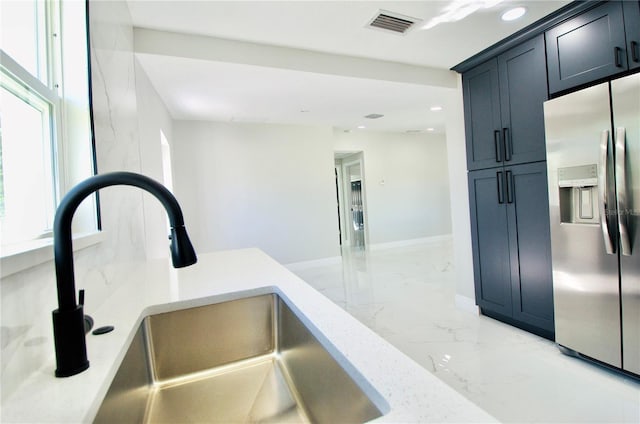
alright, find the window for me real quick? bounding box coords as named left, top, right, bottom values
left=0, top=0, right=95, bottom=253
left=0, top=77, right=56, bottom=243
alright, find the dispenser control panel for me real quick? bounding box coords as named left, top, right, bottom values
left=558, top=164, right=598, bottom=187
left=558, top=164, right=599, bottom=225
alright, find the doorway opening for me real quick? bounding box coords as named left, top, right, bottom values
left=334, top=152, right=367, bottom=250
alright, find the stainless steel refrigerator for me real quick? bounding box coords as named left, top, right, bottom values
left=544, top=73, right=639, bottom=376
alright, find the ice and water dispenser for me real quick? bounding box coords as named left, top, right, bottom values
left=558, top=164, right=599, bottom=225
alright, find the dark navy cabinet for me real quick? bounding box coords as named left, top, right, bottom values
left=545, top=1, right=635, bottom=94
left=624, top=0, right=640, bottom=71
left=468, top=162, right=554, bottom=338
left=463, top=35, right=548, bottom=171
left=462, top=33, right=554, bottom=339
left=462, top=60, right=501, bottom=171
left=468, top=168, right=512, bottom=317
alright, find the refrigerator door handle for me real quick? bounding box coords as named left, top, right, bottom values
left=599, top=130, right=616, bottom=255
left=615, top=127, right=632, bottom=256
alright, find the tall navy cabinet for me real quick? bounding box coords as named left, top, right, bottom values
left=461, top=35, right=554, bottom=339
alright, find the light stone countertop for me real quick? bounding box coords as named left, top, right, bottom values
left=1, top=248, right=496, bottom=423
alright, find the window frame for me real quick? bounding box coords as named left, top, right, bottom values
left=0, top=0, right=99, bottom=275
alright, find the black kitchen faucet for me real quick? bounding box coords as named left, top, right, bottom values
left=51, top=171, right=197, bottom=377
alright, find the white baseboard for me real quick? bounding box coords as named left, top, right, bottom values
left=455, top=294, right=479, bottom=314
left=369, top=234, right=452, bottom=251
left=284, top=255, right=342, bottom=271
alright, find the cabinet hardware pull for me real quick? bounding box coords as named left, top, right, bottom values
left=505, top=170, right=514, bottom=204
left=494, top=130, right=502, bottom=162
left=614, top=47, right=623, bottom=68
left=631, top=41, right=639, bottom=63
left=503, top=128, right=512, bottom=162
left=497, top=171, right=504, bottom=204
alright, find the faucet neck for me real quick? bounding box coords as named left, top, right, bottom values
left=53, top=172, right=187, bottom=311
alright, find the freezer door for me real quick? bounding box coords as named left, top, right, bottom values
left=544, top=82, right=621, bottom=367
left=613, top=73, right=640, bottom=376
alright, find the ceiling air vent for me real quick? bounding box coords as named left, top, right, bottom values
left=367, top=10, right=420, bottom=35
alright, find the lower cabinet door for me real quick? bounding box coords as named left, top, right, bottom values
left=506, top=162, right=555, bottom=335
left=469, top=163, right=555, bottom=339
left=468, top=168, right=513, bottom=317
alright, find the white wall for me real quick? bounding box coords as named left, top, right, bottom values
left=333, top=130, right=452, bottom=246
left=172, top=121, right=340, bottom=264
left=444, top=77, right=476, bottom=303
left=134, top=57, right=174, bottom=259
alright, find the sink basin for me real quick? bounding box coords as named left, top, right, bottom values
left=94, top=292, right=385, bottom=423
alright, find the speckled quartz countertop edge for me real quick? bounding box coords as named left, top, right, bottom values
left=1, top=248, right=497, bottom=423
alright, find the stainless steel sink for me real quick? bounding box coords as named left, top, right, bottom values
left=94, top=292, right=385, bottom=423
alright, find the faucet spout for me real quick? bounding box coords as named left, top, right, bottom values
left=52, top=171, right=197, bottom=377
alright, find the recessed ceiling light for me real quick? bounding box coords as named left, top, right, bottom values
left=427, top=128, right=435, bottom=132
left=430, top=106, right=443, bottom=111
left=501, top=7, right=526, bottom=21
left=357, top=125, right=366, bottom=129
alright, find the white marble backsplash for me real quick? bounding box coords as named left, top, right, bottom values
left=88, top=0, right=146, bottom=264
left=1, top=0, right=149, bottom=403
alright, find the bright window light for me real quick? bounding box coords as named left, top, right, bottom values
left=160, top=130, right=174, bottom=192
left=502, top=7, right=527, bottom=21
left=0, top=78, right=56, bottom=243
left=1, top=0, right=49, bottom=85
left=423, top=0, right=505, bottom=30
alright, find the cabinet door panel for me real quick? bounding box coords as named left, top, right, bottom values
left=463, top=60, right=502, bottom=170
left=469, top=169, right=512, bottom=316
left=498, top=35, right=548, bottom=165
left=506, top=162, right=554, bottom=333
left=546, top=1, right=627, bottom=94
left=624, top=0, right=640, bottom=70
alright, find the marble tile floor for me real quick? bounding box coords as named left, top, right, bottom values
left=291, top=240, right=640, bottom=423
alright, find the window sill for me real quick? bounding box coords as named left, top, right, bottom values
left=1, top=231, right=105, bottom=279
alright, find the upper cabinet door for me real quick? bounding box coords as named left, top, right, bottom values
left=498, top=35, right=548, bottom=166
left=463, top=59, right=502, bottom=171
left=463, top=35, right=548, bottom=171
left=623, top=0, right=640, bottom=70
left=546, top=1, right=628, bottom=94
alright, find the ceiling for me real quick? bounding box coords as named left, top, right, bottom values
left=128, top=0, right=571, bottom=133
